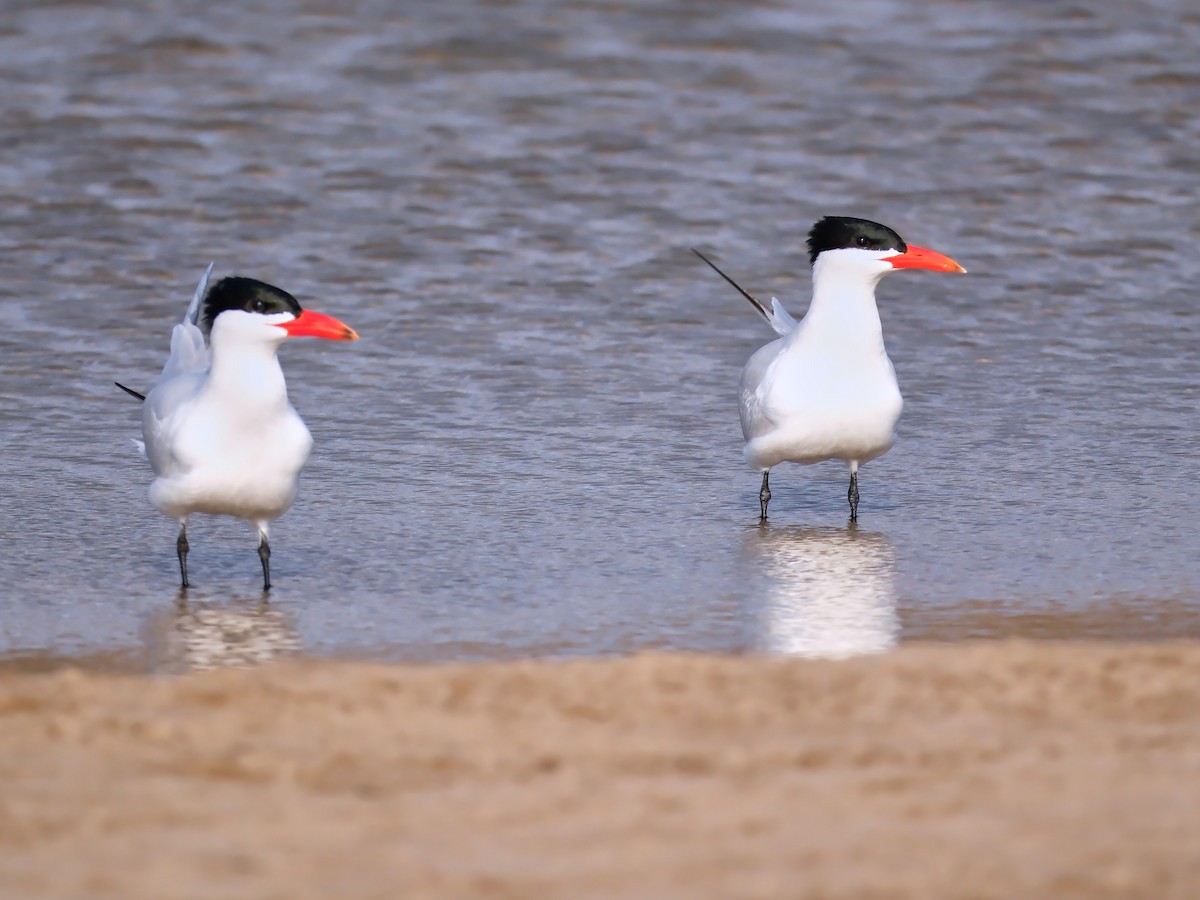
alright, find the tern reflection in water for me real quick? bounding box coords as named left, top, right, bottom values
left=745, top=526, right=898, bottom=659
left=143, top=594, right=303, bottom=673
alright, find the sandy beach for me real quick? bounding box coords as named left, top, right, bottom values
left=1, top=642, right=1197, bottom=898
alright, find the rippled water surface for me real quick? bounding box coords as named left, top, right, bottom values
left=2, top=0, right=1199, bottom=671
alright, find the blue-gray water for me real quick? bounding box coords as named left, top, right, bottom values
left=1, top=0, right=1198, bottom=671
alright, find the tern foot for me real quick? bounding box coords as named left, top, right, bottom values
left=258, top=537, right=272, bottom=592
left=758, top=470, right=772, bottom=520
left=848, top=471, right=860, bottom=523
left=176, top=524, right=190, bottom=589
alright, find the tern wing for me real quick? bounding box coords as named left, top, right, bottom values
left=183, top=261, right=213, bottom=328
left=143, top=370, right=205, bottom=477
left=767, top=297, right=798, bottom=335
left=739, top=339, right=785, bottom=441
left=141, top=263, right=214, bottom=474
left=158, top=262, right=214, bottom=383
left=692, top=249, right=798, bottom=336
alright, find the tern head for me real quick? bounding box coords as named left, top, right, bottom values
left=201, top=277, right=359, bottom=345
left=806, top=216, right=966, bottom=279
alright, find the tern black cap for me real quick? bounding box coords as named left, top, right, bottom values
left=806, top=217, right=907, bottom=265
left=200, top=277, right=301, bottom=335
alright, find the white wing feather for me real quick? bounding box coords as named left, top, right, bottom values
left=739, top=300, right=800, bottom=442
left=183, top=260, right=213, bottom=328
left=767, top=297, right=798, bottom=336
left=141, top=263, right=214, bottom=474
left=158, top=262, right=214, bottom=382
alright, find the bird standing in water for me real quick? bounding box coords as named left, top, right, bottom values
left=119, top=264, right=358, bottom=589
left=695, top=216, right=965, bottom=522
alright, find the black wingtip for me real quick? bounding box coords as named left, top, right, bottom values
left=114, top=381, right=146, bottom=402
left=690, top=248, right=771, bottom=322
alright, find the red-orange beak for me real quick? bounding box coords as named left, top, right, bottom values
left=277, top=310, right=359, bottom=341
left=887, top=244, right=967, bottom=274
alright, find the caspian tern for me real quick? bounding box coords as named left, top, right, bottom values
left=694, top=216, right=965, bottom=522
left=119, top=264, right=358, bottom=590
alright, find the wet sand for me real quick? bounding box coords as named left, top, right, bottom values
left=2, top=642, right=1198, bottom=899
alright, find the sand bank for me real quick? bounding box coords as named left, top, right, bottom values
left=1, top=642, right=1198, bottom=898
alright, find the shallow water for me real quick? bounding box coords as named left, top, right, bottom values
left=1, top=0, right=1198, bottom=671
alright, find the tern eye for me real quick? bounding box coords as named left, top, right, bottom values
left=855, top=235, right=870, bottom=247
left=251, top=299, right=267, bottom=313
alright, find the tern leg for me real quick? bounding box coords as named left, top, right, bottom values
left=758, top=469, right=772, bottom=521
left=256, top=525, right=271, bottom=592
left=848, top=464, right=861, bottom=524
left=176, top=520, right=190, bottom=588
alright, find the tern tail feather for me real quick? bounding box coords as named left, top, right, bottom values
left=692, top=248, right=796, bottom=337
left=114, top=381, right=146, bottom=401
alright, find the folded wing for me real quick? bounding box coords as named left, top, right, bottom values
left=143, top=262, right=214, bottom=476
left=157, top=262, right=213, bottom=383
